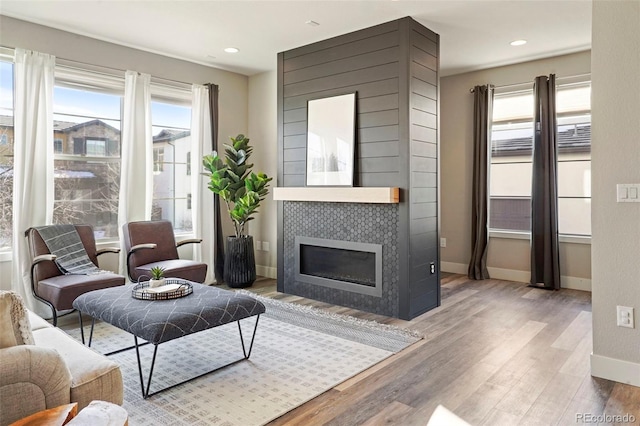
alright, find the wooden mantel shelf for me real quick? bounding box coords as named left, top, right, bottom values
left=273, top=187, right=399, bottom=204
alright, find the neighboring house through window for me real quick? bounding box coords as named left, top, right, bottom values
left=0, top=59, right=13, bottom=250
left=53, top=76, right=123, bottom=240
left=151, top=98, right=192, bottom=233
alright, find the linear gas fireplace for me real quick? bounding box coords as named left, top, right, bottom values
left=294, top=236, right=382, bottom=297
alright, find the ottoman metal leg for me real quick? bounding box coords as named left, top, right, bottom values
left=136, top=314, right=261, bottom=399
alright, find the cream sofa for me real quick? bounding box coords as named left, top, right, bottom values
left=0, top=310, right=123, bottom=425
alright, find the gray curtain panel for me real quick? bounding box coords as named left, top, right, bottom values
left=468, top=85, right=494, bottom=280
left=530, top=74, right=561, bottom=290
left=206, top=83, right=225, bottom=282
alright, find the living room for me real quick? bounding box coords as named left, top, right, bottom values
left=0, top=1, right=638, bottom=425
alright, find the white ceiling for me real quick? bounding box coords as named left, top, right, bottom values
left=0, top=1, right=592, bottom=77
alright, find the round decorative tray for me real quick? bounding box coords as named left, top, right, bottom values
left=131, top=278, right=193, bottom=300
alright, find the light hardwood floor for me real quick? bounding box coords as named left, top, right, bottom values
left=228, top=274, right=640, bottom=426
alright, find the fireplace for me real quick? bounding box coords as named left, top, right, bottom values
left=294, top=236, right=382, bottom=297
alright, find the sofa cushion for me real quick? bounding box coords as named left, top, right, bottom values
left=28, top=310, right=53, bottom=332
left=0, top=291, right=35, bottom=348
left=32, top=327, right=123, bottom=410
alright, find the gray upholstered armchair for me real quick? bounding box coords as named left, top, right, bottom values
left=122, top=220, right=208, bottom=283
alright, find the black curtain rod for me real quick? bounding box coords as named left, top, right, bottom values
left=469, top=84, right=495, bottom=93
left=469, top=73, right=591, bottom=93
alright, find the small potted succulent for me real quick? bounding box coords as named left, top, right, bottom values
left=149, top=266, right=166, bottom=288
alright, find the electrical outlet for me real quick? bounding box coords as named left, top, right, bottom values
left=617, top=306, right=634, bottom=328
left=440, top=238, right=446, bottom=248
left=429, top=262, right=436, bottom=275
left=262, top=241, right=270, bottom=252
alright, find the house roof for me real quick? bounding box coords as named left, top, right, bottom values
left=57, top=119, right=120, bottom=134
left=153, top=128, right=190, bottom=143
left=0, top=115, right=120, bottom=134
left=53, top=120, right=79, bottom=131
left=492, top=124, right=591, bottom=157
left=0, top=116, right=191, bottom=142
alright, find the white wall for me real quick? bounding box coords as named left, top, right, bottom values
left=439, top=51, right=593, bottom=289
left=0, top=16, right=248, bottom=290
left=248, top=71, right=278, bottom=278
left=590, top=0, right=640, bottom=386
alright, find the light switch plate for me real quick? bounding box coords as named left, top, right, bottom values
left=617, top=184, right=640, bottom=202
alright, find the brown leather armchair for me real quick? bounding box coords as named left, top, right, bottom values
left=25, top=225, right=126, bottom=326
left=122, top=220, right=208, bottom=283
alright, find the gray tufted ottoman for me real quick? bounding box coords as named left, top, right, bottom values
left=73, top=282, right=265, bottom=398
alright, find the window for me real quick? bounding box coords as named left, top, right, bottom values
left=54, top=138, right=63, bottom=153
left=53, top=83, right=122, bottom=240
left=151, top=100, right=192, bottom=233
left=86, top=139, right=107, bottom=156
left=489, top=81, right=591, bottom=236
left=0, top=60, right=13, bottom=250
left=556, top=83, right=591, bottom=236
left=153, top=148, right=164, bottom=173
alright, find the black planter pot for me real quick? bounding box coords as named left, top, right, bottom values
left=224, top=236, right=256, bottom=288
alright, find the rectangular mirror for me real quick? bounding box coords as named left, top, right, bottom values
left=306, top=92, right=356, bottom=186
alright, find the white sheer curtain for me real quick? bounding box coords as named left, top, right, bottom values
left=118, top=71, right=152, bottom=277
left=11, top=49, right=55, bottom=314
left=191, top=84, right=215, bottom=284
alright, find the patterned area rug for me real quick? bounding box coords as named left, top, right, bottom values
left=64, top=293, right=421, bottom=426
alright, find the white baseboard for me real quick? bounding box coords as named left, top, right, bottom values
left=440, top=261, right=591, bottom=291
left=561, top=276, right=592, bottom=292
left=257, top=265, right=277, bottom=279
left=441, top=262, right=467, bottom=274
left=591, top=353, right=640, bottom=387
left=488, top=266, right=530, bottom=283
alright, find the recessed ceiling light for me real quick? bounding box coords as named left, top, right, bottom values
left=510, top=39, right=527, bottom=46
left=224, top=47, right=239, bottom=53
left=305, top=20, right=320, bottom=27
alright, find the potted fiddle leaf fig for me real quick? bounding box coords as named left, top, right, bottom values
left=202, top=134, right=272, bottom=288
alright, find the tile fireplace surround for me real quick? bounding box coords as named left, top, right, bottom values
left=283, top=200, right=401, bottom=317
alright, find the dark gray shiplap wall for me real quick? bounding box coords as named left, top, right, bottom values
left=408, top=21, right=440, bottom=317
left=277, top=17, right=439, bottom=319
left=281, top=20, right=401, bottom=188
